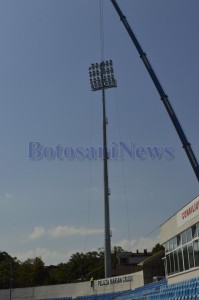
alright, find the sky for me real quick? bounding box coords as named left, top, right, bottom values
left=0, top=0, right=198, bottom=266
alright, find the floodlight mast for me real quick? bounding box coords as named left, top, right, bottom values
left=111, top=0, right=199, bottom=182
left=89, top=60, right=117, bottom=278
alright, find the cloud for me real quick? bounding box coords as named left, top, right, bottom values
left=26, top=225, right=103, bottom=241
left=28, top=226, right=45, bottom=240
left=14, top=248, right=70, bottom=265
left=49, top=225, right=103, bottom=238
left=114, top=235, right=160, bottom=252
left=5, top=192, right=13, bottom=200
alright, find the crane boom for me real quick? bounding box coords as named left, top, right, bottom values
left=111, top=0, right=199, bottom=182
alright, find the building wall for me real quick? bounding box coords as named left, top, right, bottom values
left=167, top=269, right=199, bottom=284
left=0, top=272, right=144, bottom=300
left=160, top=195, right=199, bottom=244
left=160, top=195, right=199, bottom=282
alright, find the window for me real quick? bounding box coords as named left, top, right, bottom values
left=163, top=258, right=167, bottom=274
left=173, top=237, right=177, bottom=249
left=170, top=252, right=174, bottom=273
left=186, top=228, right=192, bottom=242
left=120, top=258, right=128, bottom=264
left=192, top=224, right=197, bottom=239
left=165, top=242, right=169, bottom=253
left=181, top=231, right=187, bottom=245
left=188, top=244, right=194, bottom=268
left=196, top=223, right=199, bottom=237
left=169, top=239, right=173, bottom=251
left=183, top=246, right=189, bottom=270
left=193, top=240, right=199, bottom=267
left=166, top=254, right=171, bottom=275
left=173, top=250, right=179, bottom=273
left=177, top=234, right=181, bottom=247
left=177, top=248, right=184, bottom=272
left=165, top=222, right=199, bottom=276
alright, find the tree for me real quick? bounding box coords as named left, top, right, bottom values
left=0, top=251, right=19, bottom=289
left=111, top=246, right=123, bottom=269
left=14, top=257, right=47, bottom=287
left=0, top=246, right=125, bottom=288
left=65, top=251, right=104, bottom=282
left=152, top=243, right=165, bottom=254
left=45, top=264, right=68, bottom=285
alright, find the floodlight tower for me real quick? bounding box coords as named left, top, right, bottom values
left=89, top=60, right=117, bottom=278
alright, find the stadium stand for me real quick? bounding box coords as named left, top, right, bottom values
left=114, top=277, right=199, bottom=300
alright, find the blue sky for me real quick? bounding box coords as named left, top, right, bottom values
left=0, top=0, right=198, bottom=265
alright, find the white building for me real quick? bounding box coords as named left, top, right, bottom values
left=160, top=194, right=199, bottom=283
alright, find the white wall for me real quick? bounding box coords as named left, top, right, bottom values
left=0, top=272, right=144, bottom=300
left=160, top=195, right=199, bottom=244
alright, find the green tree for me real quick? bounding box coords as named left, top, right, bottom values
left=15, top=257, right=47, bottom=287
left=66, top=251, right=104, bottom=282
left=45, top=264, right=68, bottom=285
left=111, top=246, right=123, bottom=269
left=0, top=251, right=18, bottom=289
left=152, top=243, right=165, bottom=254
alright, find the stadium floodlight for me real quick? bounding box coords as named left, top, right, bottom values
left=88, top=60, right=117, bottom=92
left=88, top=60, right=117, bottom=279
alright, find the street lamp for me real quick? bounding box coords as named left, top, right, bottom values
left=88, top=60, right=117, bottom=278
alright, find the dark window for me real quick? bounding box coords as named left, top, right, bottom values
left=183, top=246, right=189, bottom=270
left=120, top=258, right=128, bottom=264
left=192, top=224, right=197, bottom=239
left=188, top=244, right=194, bottom=268
left=196, top=223, right=199, bottom=237
left=193, top=240, right=199, bottom=267
left=170, top=252, right=174, bottom=273
left=166, top=254, right=171, bottom=275
left=173, top=250, right=179, bottom=273
left=177, top=234, right=181, bottom=247
left=178, top=248, right=184, bottom=272
left=163, top=258, right=167, bottom=274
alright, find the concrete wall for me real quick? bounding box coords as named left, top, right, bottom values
left=0, top=272, right=144, bottom=300
left=167, top=268, right=199, bottom=284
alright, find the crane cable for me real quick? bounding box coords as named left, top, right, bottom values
left=99, top=0, right=104, bottom=61
left=83, top=0, right=105, bottom=253
left=83, top=92, right=94, bottom=253
left=114, top=88, right=131, bottom=251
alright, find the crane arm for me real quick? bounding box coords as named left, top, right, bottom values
left=111, top=0, right=199, bottom=182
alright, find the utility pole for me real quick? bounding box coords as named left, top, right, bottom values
left=89, top=60, right=117, bottom=278
left=9, top=263, right=13, bottom=300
